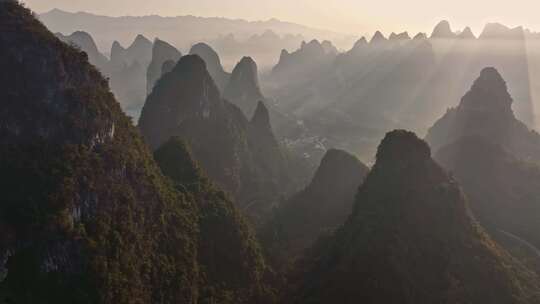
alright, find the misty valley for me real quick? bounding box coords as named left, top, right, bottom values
left=2, top=0, right=540, bottom=303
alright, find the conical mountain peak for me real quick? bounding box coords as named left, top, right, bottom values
left=375, top=130, right=431, bottom=167
left=228, top=56, right=260, bottom=91
left=223, top=56, right=264, bottom=117
left=147, top=38, right=181, bottom=94
left=459, top=67, right=513, bottom=114
left=413, top=32, right=428, bottom=40
left=352, top=36, right=367, bottom=48
left=153, top=38, right=180, bottom=57
left=189, top=42, right=230, bottom=90
left=170, top=54, right=208, bottom=75
left=458, top=26, right=476, bottom=39
left=235, top=56, right=258, bottom=76
left=431, top=20, right=456, bottom=38
left=139, top=54, right=223, bottom=149
left=190, top=42, right=220, bottom=61
left=131, top=34, right=152, bottom=47
left=310, top=149, right=367, bottom=189
left=287, top=126, right=540, bottom=303
left=370, top=30, right=387, bottom=43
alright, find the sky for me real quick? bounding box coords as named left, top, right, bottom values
left=22, top=0, right=540, bottom=36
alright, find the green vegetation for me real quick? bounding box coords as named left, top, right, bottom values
left=286, top=130, right=540, bottom=304
left=0, top=3, right=270, bottom=303
left=154, top=137, right=277, bottom=303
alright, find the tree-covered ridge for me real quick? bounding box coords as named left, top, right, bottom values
left=260, top=149, right=369, bottom=269
left=0, top=3, right=199, bottom=303
left=0, top=3, right=274, bottom=303
left=436, top=136, right=540, bottom=274
left=153, top=137, right=277, bottom=303
left=286, top=130, right=540, bottom=304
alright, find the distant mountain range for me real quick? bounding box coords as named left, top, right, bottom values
left=38, top=9, right=352, bottom=54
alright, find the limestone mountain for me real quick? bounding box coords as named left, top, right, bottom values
left=286, top=130, right=540, bottom=304
left=55, top=31, right=109, bottom=73
left=349, top=36, right=367, bottom=53
left=110, top=34, right=153, bottom=69
left=247, top=101, right=296, bottom=197
left=146, top=38, right=182, bottom=95
left=389, top=31, right=411, bottom=41
left=189, top=42, right=231, bottom=91
left=458, top=26, right=476, bottom=39
left=480, top=23, right=525, bottom=40
left=435, top=137, right=540, bottom=273
left=260, top=149, right=369, bottom=268
left=369, top=30, right=387, bottom=43
left=0, top=3, right=198, bottom=302
left=426, top=67, right=540, bottom=162
left=0, top=3, right=274, bottom=303
left=223, top=56, right=265, bottom=117
left=271, top=39, right=338, bottom=84
left=139, top=55, right=299, bottom=220
left=413, top=32, right=428, bottom=39
left=153, top=137, right=275, bottom=303
left=431, top=20, right=457, bottom=39
left=108, top=35, right=154, bottom=119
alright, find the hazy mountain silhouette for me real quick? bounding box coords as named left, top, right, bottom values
left=261, top=149, right=369, bottom=268
left=189, top=43, right=231, bottom=91
left=458, top=26, right=476, bottom=39
left=480, top=23, right=526, bottom=40
left=430, top=20, right=457, bottom=39
left=209, top=30, right=305, bottom=69
left=224, top=56, right=265, bottom=117
left=110, top=34, right=152, bottom=68
left=55, top=30, right=109, bottom=73
left=38, top=8, right=346, bottom=52
left=106, top=35, right=155, bottom=118
left=146, top=38, right=182, bottom=95
left=286, top=130, right=540, bottom=304
left=271, top=39, right=338, bottom=85
left=139, top=55, right=304, bottom=220
left=426, top=67, right=540, bottom=162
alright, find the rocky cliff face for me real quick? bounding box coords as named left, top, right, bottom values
left=286, top=130, right=540, bottom=304
left=146, top=38, right=181, bottom=95
left=426, top=67, right=540, bottom=162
